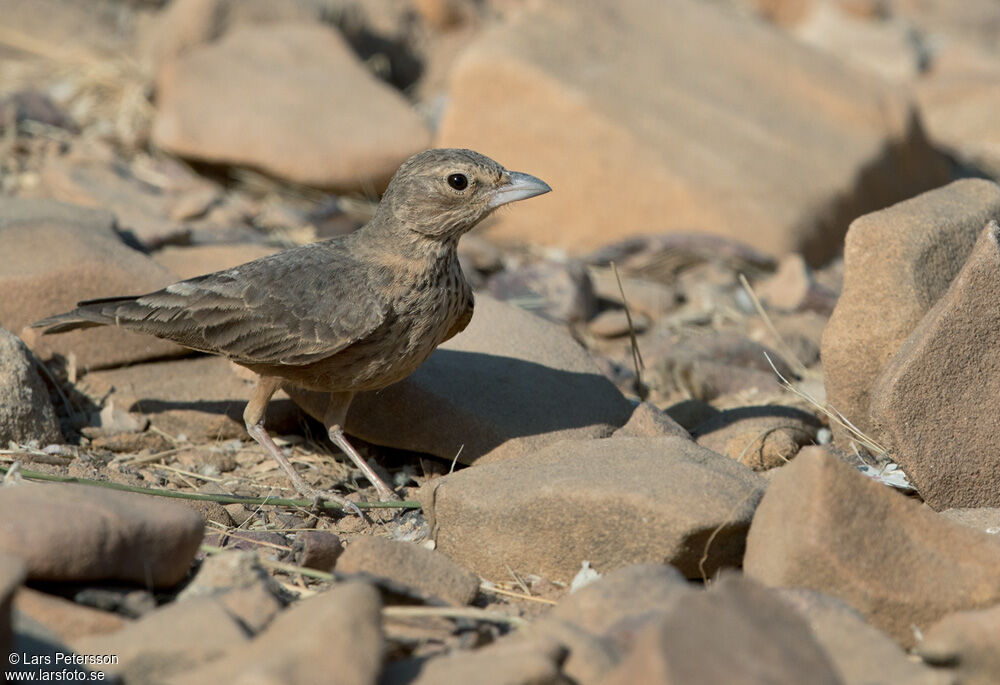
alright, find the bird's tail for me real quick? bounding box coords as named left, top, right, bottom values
left=31, top=296, right=141, bottom=334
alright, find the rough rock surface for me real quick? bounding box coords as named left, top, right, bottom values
left=336, top=536, right=479, bottom=606
left=0, top=556, right=25, bottom=674
left=0, top=327, right=61, bottom=445
left=437, top=0, right=948, bottom=259
left=422, top=436, right=765, bottom=581
left=1, top=198, right=186, bottom=370
left=13, top=588, right=127, bottom=642
left=870, top=221, right=1000, bottom=509
left=152, top=24, right=431, bottom=189
left=780, top=589, right=953, bottom=685
left=821, top=179, right=1000, bottom=444
left=292, top=295, right=633, bottom=465
left=0, top=483, right=203, bottom=587
left=612, top=402, right=690, bottom=440
left=602, top=574, right=841, bottom=685
left=920, top=603, right=1000, bottom=685
left=170, top=582, right=383, bottom=685
left=744, top=447, right=1000, bottom=646
left=71, top=598, right=249, bottom=682
left=79, top=356, right=303, bottom=441
left=547, top=563, right=692, bottom=637
left=391, top=639, right=568, bottom=685
left=693, top=405, right=820, bottom=471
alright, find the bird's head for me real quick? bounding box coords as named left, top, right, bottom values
left=375, top=148, right=551, bottom=241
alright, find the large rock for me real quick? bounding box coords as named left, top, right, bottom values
left=71, top=598, right=249, bottom=682
left=13, top=588, right=127, bottom=642
left=152, top=23, right=431, bottom=190
left=916, top=46, right=1000, bottom=181
left=821, top=179, right=1000, bottom=445
left=436, top=0, right=948, bottom=260
left=743, top=448, right=1000, bottom=646
left=602, top=574, right=841, bottom=685
left=170, top=581, right=383, bottom=685
left=870, top=221, right=1000, bottom=508
left=421, top=436, right=765, bottom=582
left=336, top=536, right=479, bottom=606
left=1, top=198, right=186, bottom=371
left=780, top=589, right=954, bottom=685
left=78, top=356, right=302, bottom=442
left=0, top=556, right=25, bottom=676
left=0, top=327, right=61, bottom=445
left=322, top=295, right=632, bottom=465
left=0, top=483, right=203, bottom=587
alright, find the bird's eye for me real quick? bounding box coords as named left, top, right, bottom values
left=447, top=173, right=468, bottom=191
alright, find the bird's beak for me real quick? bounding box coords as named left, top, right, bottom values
left=488, top=171, right=552, bottom=209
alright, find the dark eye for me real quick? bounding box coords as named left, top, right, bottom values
left=447, top=173, right=468, bottom=190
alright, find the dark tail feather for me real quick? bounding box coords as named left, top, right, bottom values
left=31, top=295, right=140, bottom=334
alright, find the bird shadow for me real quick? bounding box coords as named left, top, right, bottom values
left=347, top=349, right=635, bottom=464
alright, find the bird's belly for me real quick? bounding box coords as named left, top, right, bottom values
left=275, top=304, right=463, bottom=393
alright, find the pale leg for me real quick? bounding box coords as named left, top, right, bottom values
left=243, top=377, right=361, bottom=515
left=324, top=391, right=400, bottom=502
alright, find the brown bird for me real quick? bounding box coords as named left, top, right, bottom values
left=33, top=149, right=550, bottom=511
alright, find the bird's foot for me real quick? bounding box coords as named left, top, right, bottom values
left=302, top=487, right=364, bottom=518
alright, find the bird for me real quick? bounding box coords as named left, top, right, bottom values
left=33, top=149, right=551, bottom=512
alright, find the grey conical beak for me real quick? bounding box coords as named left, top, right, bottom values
left=488, top=171, right=552, bottom=209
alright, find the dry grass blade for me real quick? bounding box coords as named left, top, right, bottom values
left=762, top=352, right=887, bottom=456
left=611, top=261, right=648, bottom=400
left=737, top=273, right=809, bottom=379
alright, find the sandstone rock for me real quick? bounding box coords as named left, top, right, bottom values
left=313, top=295, right=632, bottom=465
left=792, top=2, right=925, bottom=82
left=399, top=639, right=569, bottom=685
left=154, top=243, right=281, bottom=280
left=602, top=574, right=841, bottom=685
left=486, top=260, right=597, bottom=324
left=915, top=47, right=1000, bottom=180
left=153, top=24, right=431, bottom=190
left=292, top=531, right=343, bottom=573
left=0, top=483, right=203, bottom=587
left=336, top=536, right=479, bottom=606
left=0, top=556, right=25, bottom=675
left=780, top=588, right=954, bottom=685
left=437, top=0, right=948, bottom=260
left=654, top=332, right=791, bottom=401
left=587, top=268, right=680, bottom=319
left=0, top=327, right=61, bottom=445
left=71, top=598, right=249, bottom=682
left=870, top=221, right=1000, bottom=508
left=422, top=436, right=765, bottom=581
left=37, top=155, right=190, bottom=249
left=171, top=581, right=383, bottom=685
left=144, top=0, right=327, bottom=66
left=78, top=356, right=302, bottom=442
left=547, top=564, right=692, bottom=638
left=940, top=508, right=1000, bottom=535
left=920, top=604, right=1000, bottom=685
left=587, top=309, right=649, bottom=338
left=14, top=588, right=127, bottom=642
left=821, top=179, right=1000, bottom=445
left=1, top=198, right=186, bottom=370
left=693, top=406, right=820, bottom=471
left=178, top=551, right=285, bottom=634
left=612, top=402, right=690, bottom=440
left=756, top=253, right=837, bottom=315
left=743, top=447, right=1000, bottom=646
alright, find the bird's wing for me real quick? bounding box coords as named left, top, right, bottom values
left=75, top=242, right=388, bottom=366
